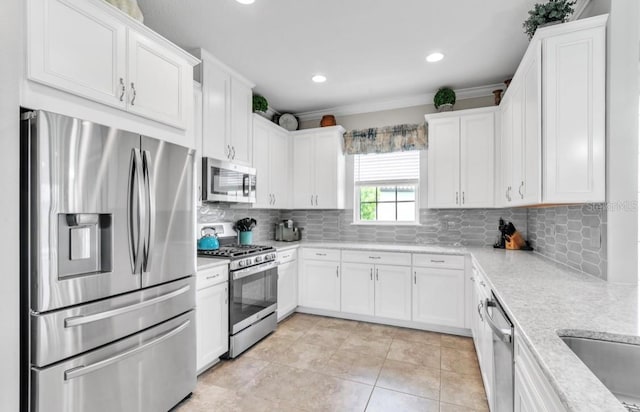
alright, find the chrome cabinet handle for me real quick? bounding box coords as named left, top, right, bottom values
left=311, top=195, right=313, bottom=206
left=224, top=287, right=228, bottom=304
left=480, top=280, right=486, bottom=287
left=130, top=82, right=136, bottom=106
left=231, top=146, right=236, bottom=160
left=273, top=194, right=276, bottom=205
left=456, top=192, right=459, bottom=205
left=336, top=266, right=339, bottom=278
left=206, top=274, right=220, bottom=280
left=315, top=253, right=327, bottom=257
left=64, top=320, right=191, bottom=381
left=414, top=271, right=417, bottom=284
left=65, top=285, right=190, bottom=328
left=462, top=192, right=465, bottom=204
left=119, top=78, right=125, bottom=102
left=505, top=187, right=509, bottom=201
left=368, top=256, right=381, bottom=260
left=477, top=302, right=484, bottom=321
left=370, top=268, right=373, bottom=281
left=430, top=259, right=445, bottom=263
left=226, top=145, right=231, bottom=158
left=519, top=181, right=524, bottom=199
left=315, top=195, right=318, bottom=206
left=375, top=268, right=379, bottom=281
left=470, top=276, right=475, bottom=282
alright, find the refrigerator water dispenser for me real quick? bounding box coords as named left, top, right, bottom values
left=57, top=213, right=112, bottom=278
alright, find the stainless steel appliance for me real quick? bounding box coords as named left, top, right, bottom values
left=484, top=291, right=514, bottom=412
left=274, top=219, right=302, bottom=242
left=21, top=110, right=197, bottom=412
left=202, top=158, right=256, bottom=203
left=198, top=223, right=277, bottom=358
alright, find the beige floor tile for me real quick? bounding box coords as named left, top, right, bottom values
left=298, top=325, right=351, bottom=348
left=387, top=339, right=441, bottom=369
left=353, top=322, right=398, bottom=339
left=278, top=313, right=321, bottom=331
left=441, top=334, right=475, bottom=352
left=376, top=359, right=440, bottom=400
left=313, top=349, right=385, bottom=385
left=440, top=371, right=489, bottom=411
left=393, top=327, right=442, bottom=346
left=440, top=402, right=487, bottom=412
left=244, top=335, right=296, bottom=361
left=441, top=347, right=482, bottom=376
left=365, top=387, right=439, bottom=412
left=271, top=340, right=336, bottom=370
left=314, top=316, right=360, bottom=332
left=239, top=362, right=372, bottom=412
left=271, top=324, right=307, bottom=340
left=174, top=383, right=301, bottom=412
left=199, top=356, right=269, bottom=390
left=339, top=333, right=393, bottom=358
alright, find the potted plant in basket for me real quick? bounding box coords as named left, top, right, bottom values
left=523, top=0, right=576, bottom=40
left=434, top=87, right=456, bottom=112
left=252, top=94, right=269, bottom=118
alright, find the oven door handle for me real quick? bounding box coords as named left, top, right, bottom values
left=232, top=261, right=279, bottom=281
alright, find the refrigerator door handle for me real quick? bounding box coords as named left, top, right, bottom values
left=142, top=150, right=156, bottom=272
left=128, top=148, right=145, bottom=274
left=63, top=285, right=191, bottom=328
left=63, top=319, right=191, bottom=381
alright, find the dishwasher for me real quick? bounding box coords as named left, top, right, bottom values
left=485, top=291, right=514, bottom=412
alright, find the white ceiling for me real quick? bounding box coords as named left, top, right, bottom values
left=137, top=0, right=539, bottom=115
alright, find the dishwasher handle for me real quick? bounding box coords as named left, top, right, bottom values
left=484, top=299, right=513, bottom=343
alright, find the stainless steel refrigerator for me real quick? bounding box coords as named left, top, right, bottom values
left=21, top=110, right=197, bottom=412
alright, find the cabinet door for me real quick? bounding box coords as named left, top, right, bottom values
left=27, top=0, right=127, bottom=109
left=510, top=83, right=525, bottom=206
left=229, top=79, right=253, bottom=166
left=270, top=129, right=291, bottom=209
left=412, top=267, right=465, bottom=328
left=196, top=282, right=228, bottom=373
left=314, top=133, right=341, bottom=209
left=460, top=113, right=495, bottom=208
left=300, top=260, right=340, bottom=311
left=374, top=265, right=412, bottom=321
left=515, top=364, right=545, bottom=412
left=292, top=135, right=315, bottom=208
left=277, top=260, right=297, bottom=321
left=202, top=62, right=230, bottom=160
left=427, top=117, right=460, bottom=208
left=500, top=96, right=514, bottom=206
left=543, top=27, right=606, bottom=203
left=340, top=263, right=374, bottom=316
left=252, top=120, right=272, bottom=208
left=194, top=87, right=203, bottom=206
left=127, top=30, right=192, bottom=129
left=521, top=45, right=542, bottom=205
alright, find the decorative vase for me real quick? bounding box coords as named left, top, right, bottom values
left=239, top=231, right=253, bottom=245
left=103, top=0, right=144, bottom=22
left=437, top=104, right=453, bottom=112
left=320, top=115, right=337, bottom=127
left=492, top=89, right=503, bottom=106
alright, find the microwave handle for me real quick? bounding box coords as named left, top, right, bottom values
left=243, top=175, right=250, bottom=196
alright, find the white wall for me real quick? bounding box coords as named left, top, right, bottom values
left=0, top=0, right=23, bottom=410
left=299, top=96, right=494, bottom=130
left=599, top=0, right=640, bottom=283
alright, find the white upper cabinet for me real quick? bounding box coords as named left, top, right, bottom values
left=291, top=126, right=346, bottom=209
left=194, top=49, right=255, bottom=166
left=252, top=115, right=291, bottom=209
left=500, top=15, right=606, bottom=206
left=27, top=0, right=198, bottom=129
left=426, top=107, right=497, bottom=209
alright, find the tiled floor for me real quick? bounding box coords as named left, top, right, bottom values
left=175, top=313, right=489, bottom=412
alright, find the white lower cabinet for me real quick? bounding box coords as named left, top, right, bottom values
left=196, top=266, right=229, bottom=374
left=341, top=262, right=375, bottom=316
left=412, top=267, right=465, bottom=328
left=374, top=265, right=412, bottom=321
left=277, top=250, right=298, bottom=321
left=299, top=252, right=341, bottom=311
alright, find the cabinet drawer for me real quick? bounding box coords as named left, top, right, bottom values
left=302, top=248, right=340, bottom=262
left=278, top=249, right=298, bottom=264
left=341, top=250, right=411, bottom=266
left=412, top=254, right=464, bottom=269
left=196, top=265, right=228, bottom=290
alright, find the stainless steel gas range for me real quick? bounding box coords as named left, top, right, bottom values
left=198, top=223, right=278, bottom=358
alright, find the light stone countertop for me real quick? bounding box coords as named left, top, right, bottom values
left=196, top=257, right=229, bottom=271
left=197, top=240, right=637, bottom=411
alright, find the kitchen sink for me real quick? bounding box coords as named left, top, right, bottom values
left=561, top=336, right=640, bottom=412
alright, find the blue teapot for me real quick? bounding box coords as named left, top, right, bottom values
left=197, top=227, right=219, bottom=251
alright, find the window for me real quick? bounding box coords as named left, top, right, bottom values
left=354, top=151, right=420, bottom=223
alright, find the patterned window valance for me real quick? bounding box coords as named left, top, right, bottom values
left=343, top=123, right=427, bottom=155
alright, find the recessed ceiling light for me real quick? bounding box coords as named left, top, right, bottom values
left=426, top=52, right=445, bottom=63
left=235, top=0, right=255, bottom=4
left=312, top=74, right=327, bottom=83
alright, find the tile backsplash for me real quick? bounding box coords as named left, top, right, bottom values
left=527, top=204, right=607, bottom=280
left=198, top=203, right=608, bottom=279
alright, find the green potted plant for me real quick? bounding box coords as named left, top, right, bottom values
left=523, top=0, right=576, bottom=40
left=434, top=87, right=456, bottom=112
left=252, top=94, right=269, bottom=117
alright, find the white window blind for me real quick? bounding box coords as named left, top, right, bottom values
left=354, top=151, right=420, bottom=184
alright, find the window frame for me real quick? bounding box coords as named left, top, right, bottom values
left=353, top=179, right=420, bottom=225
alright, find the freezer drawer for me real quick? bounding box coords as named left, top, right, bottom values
left=31, top=311, right=196, bottom=412
left=31, top=276, right=195, bottom=367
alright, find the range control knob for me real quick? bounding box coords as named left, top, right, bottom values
left=255, top=256, right=263, bottom=263
left=266, top=253, right=275, bottom=261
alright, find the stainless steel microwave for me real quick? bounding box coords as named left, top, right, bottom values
left=202, top=158, right=256, bottom=203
